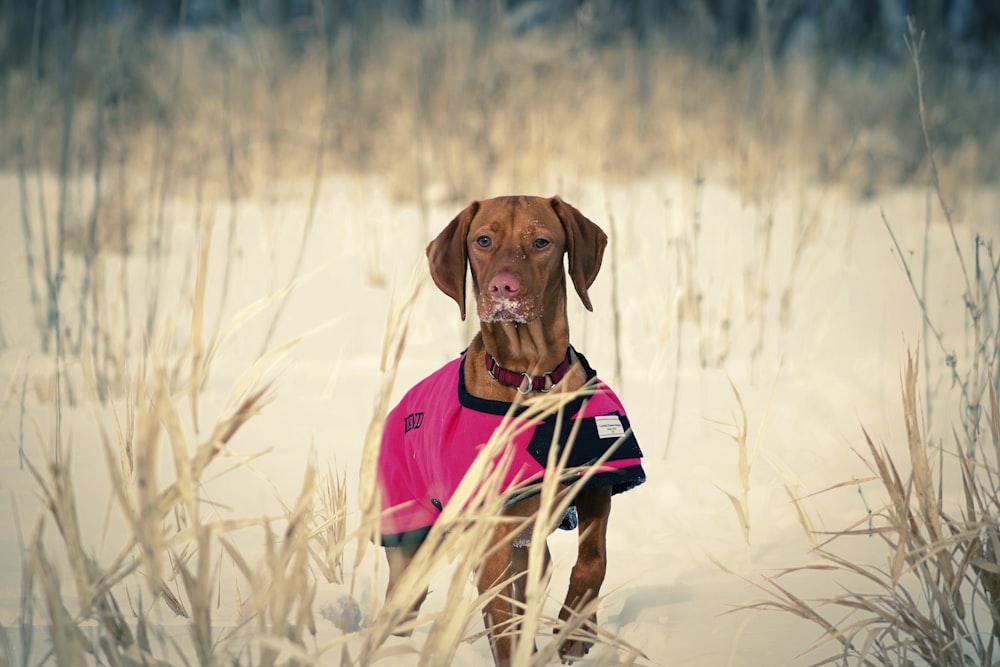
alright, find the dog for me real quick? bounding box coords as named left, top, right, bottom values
left=376, top=195, right=646, bottom=664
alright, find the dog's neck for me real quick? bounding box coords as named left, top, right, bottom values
left=466, top=291, right=580, bottom=401
left=480, top=317, right=569, bottom=372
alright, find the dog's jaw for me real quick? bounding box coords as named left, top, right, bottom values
left=477, top=294, right=542, bottom=324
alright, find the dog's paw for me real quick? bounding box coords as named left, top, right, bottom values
left=553, top=628, right=592, bottom=663
left=557, top=639, right=591, bottom=663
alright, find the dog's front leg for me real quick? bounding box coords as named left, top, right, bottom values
left=478, top=537, right=518, bottom=667
left=557, top=485, right=611, bottom=660
left=384, top=544, right=429, bottom=636
left=477, top=498, right=543, bottom=666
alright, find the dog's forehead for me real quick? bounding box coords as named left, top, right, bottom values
left=473, top=196, right=561, bottom=233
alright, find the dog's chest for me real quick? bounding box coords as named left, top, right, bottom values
left=384, top=355, right=640, bottom=508
left=396, top=381, right=544, bottom=502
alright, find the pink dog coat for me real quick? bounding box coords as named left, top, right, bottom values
left=377, top=350, right=645, bottom=546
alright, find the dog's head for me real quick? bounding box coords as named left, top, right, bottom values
left=426, top=196, right=607, bottom=322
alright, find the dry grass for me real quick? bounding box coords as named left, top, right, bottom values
left=715, top=375, right=776, bottom=546
left=736, top=351, right=1000, bottom=666
left=734, top=22, right=1000, bottom=665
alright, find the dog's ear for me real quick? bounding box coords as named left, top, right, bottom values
left=550, top=196, right=607, bottom=311
left=426, top=201, right=479, bottom=320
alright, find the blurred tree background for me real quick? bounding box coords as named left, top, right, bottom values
left=1, top=0, right=998, bottom=200
left=3, top=0, right=999, bottom=68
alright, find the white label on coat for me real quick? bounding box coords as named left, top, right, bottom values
left=594, top=415, right=625, bottom=439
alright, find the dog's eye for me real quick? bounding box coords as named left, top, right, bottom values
left=532, top=238, right=550, bottom=250
left=475, top=235, right=492, bottom=249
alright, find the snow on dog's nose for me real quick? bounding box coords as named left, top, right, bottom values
left=488, top=272, right=520, bottom=299
left=481, top=271, right=534, bottom=323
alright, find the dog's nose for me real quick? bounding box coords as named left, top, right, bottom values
left=488, top=272, right=520, bottom=298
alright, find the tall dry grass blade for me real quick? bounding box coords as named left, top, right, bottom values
left=224, top=336, right=300, bottom=410
left=21, top=439, right=116, bottom=621
left=189, top=212, right=214, bottom=431
left=861, top=427, right=916, bottom=537
left=97, top=416, right=146, bottom=578
left=33, top=531, right=91, bottom=665
left=989, top=380, right=999, bottom=452
left=192, top=383, right=272, bottom=477
left=716, top=555, right=853, bottom=651
left=16, top=510, right=40, bottom=667
left=719, top=487, right=750, bottom=546
left=607, top=209, right=624, bottom=391
left=307, top=466, right=348, bottom=584
left=17, top=371, right=28, bottom=470
left=309, top=464, right=347, bottom=584
left=797, top=477, right=880, bottom=501
left=785, top=484, right=819, bottom=550
left=721, top=378, right=751, bottom=544
left=134, top=371, right=166, bottom=594
left=177, top=531, right=214, bottom=666
left=902, top=348, right=937, bottom=535
left=157, top=376, right=197, bottom=524
left=902, top=348, right=964, bottom=617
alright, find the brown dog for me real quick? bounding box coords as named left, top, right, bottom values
left=377, top=196, right=646, bottom=664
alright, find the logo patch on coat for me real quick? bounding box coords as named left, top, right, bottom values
left=404, top=412, right=425, bottom=433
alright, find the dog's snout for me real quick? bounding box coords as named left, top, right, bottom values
left=488, top=272, right=520, bottom=298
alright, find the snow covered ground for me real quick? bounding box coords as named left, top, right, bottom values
left=0, top=170, right=994, bottom=665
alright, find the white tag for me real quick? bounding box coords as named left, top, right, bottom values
left=594, top=415, right=625, bottom=439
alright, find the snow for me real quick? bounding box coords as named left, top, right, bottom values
left=0, top=171, right=995, bottom=665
